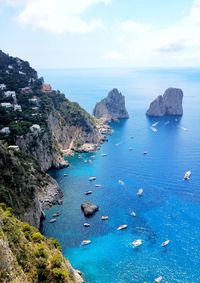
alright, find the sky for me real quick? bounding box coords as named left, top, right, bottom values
left=1, top=0, right=200, bottom=68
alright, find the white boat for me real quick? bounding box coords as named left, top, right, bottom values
left=101, top=216, right=109, bottom=220
left=95, top=184, right=102, bottom=187
left=143, top=151, right=148, bottom=155
left=137, top=189, right=144, bottom=196
left=184, top=170, right=191, bottom=180
left=85, top=190, right=92, bottom=195
left=161, top=240, right=170, bottom=247
left=118, top=180, right=124, bottom=185
left=117, top=224, right=128, bottom=230
left=132, top=239, right=142, bottom=247
left=52, top=212, right=60, bottom=217
left=150, top=126, right=157, bottom=132
left=64, top=173, right=68, bottom=177
left=89, top=176, right=96, bottom=181
left=49, top=218, right=57, bottom=223
left=152, top=122, right=159, bottom=127
left=83, top=223, right=90, bottom=227
left=101, top=153, right=107, bottom=157
left=155, top=276, right=163, bottom=283
left=130, top=212, right=136, bottom=217
left=81, top=240, right=91, bottom=245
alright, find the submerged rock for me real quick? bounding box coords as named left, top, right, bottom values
left=146, top=88, right=183, bottom=117
left=93, top=88, right=129, bottom=122
left=81, top=202, right=99, bottom=217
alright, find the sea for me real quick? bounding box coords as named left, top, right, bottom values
left=40, top=68, right=200, bottom=283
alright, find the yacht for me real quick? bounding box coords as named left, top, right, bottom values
left=184, top=170, right=191, bottom=180
left=117, top=224, right=128, bottom=230
left=95, top=184, right=102, bottom=187
left=130, top=212, right=136, bottom=217
left=137, top=189, right=144, bottom=196
left=64, top=173, right=68, bottom=176
left=52, top=212, right=60, bottom=217
left=161, top=240, right=170, bottom=247
left=85, top=190, right=92, bottom=195
left=150, top=126, right=157, bottom=132
left=143, top=151, right=148, bottom=155
left=83, top=223, right=90, bottom=227
left=49, top=218, right=57, bottom=223
left=89, top=176, right=96, bottom=181
left=81, top=240, right=91, bottom=245
left=132, top=239, right=142, bottom=247
left=118, top=180, right=125, bottom=185
left=101, top=216, right=109, bottom=220
left=155, top=276, right=163, bottom=283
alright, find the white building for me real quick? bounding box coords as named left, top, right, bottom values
left=1, top=102, right=12, bottom=108
left=4, top=91, right=16, bottom=98
left=14, top=104, right=22, bottom=111
left=30, top=124, right=41, bottom=133
left=8, top=145, right=19, bottom=151
left=0, top=127, right=10, bottom=134
left=0, top=84, right=6, bottom=90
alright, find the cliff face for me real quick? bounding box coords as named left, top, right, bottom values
left=0, top=206, right=83, bottom=283
left=0, top=141, right=62, bottom=228
left=93, top=88, right=129, bottom=122
left=146, top=88, right=183, bottom=117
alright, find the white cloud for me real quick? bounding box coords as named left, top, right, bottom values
left=9, top=0, right=111, bottom=34
left=103, top=51, right=123, bottom=60
left=117, top=20, right=151, bottom=34
left=104, top=0, right=200, bottom=66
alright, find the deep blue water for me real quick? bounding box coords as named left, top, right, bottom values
left=41, top=68, right=200, bottom=283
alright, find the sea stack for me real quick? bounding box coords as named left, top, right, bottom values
left=81, top=202, right=99, bottom=217
left=146, top=88, right=183, bottom=117
left=93, top=88, right=129, bottom=122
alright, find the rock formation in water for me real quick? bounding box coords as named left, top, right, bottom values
left=81, top=202, right=99, bottom=217
left=146, top=87, right=183, bottom=116
left=93, top=88, right=129, bottom=122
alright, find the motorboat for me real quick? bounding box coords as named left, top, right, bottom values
left=83, top=223, right=90, bottom=227
left=150, top=126, right=157, bottom=132
left=152, top=122, right=159, bottom=127
left=130, top=212, right=136, bottom=217
left=64, top=173, right=68, bottom=177
left=155, top=276, right=163, bottom=283
left=129, top=147, right=133, bottom=151
left=49, top=218, right=56, bottom=223
left=132, top=239, right=142, bottom=247
left=85, top=190, right=92, bottom=195
left=52, top=212, right=60, bottom=217
left=117, top=224, right=128, bottom=230
left=161, top=240, right=170, bottom=247
left=101, top=216, right=109, bottom=220
left=184, top=170, right=191, bottom=180
left=81, top=240, right=91, bottom=245
left=95, top=184, right=102, bottom=187
left=118, top=180, right=124, bottom=185
left=101, top=153, right=107, bottom=157
left=137, top=189, right=144, bottom=196
left=89, top=176, right=96, bottom=181
left=143, top=151, right=148, bottom=155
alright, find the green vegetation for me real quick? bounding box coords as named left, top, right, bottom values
left=0, top=205, right=78, bottom=282
left=0, top=141, right=45, bottom=215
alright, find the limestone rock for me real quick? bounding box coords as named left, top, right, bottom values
left=81, top=202, right=99, bottom=217
left=146, top=88, right=183, bottom=117
left=93, top=88, right=129, bottom=122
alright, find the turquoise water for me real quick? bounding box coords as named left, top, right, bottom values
left=41, top=68, right=200, bottom=283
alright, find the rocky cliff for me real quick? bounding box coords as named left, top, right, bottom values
left=93, top=88, right=129, bottom=122
left=146, top=87, right=183, bottom=116
left=0, top=141, right=62, bottom=228
left=0, top=206, right=83, bottom=283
